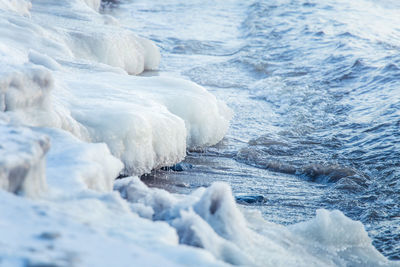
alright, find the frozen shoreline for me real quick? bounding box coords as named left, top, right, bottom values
left=0, top=0, right=396, bottom=266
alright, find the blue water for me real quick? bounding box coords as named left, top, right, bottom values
left=110, top=0, right=400, bottom=259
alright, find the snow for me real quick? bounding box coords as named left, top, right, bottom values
left=0, top=189, right=227, bottom=267
left=114, top=177, right=394, bottom=266
left=289, top=209, right=390, bottom=266
left=0, top=0, right=31, bottom=17
left=82, top=0, right=101, bottom=11
left=0, top=0, right=395, bottom=266
left=37, top=127, right=123, bottom=194
left=0, top=0, right=231, bottom=175
left=0, top=124, right=49, bottom=197
left=60, top=72, right=231, bottom=175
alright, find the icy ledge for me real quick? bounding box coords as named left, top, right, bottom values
left=0, top=0, right=232, bottom=176
left=0, top=175, right=393, bottom=266
left=114, top=177, right=393, bottom=266
left=0, top=123, right=49, bottom=197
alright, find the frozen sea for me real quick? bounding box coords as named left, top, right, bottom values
left=0, top=0, right=399, bottom=266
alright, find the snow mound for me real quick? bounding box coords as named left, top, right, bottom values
left=290, top=209, right=390, bottom=266
left=82, top=0, right=101, bottom=11
left=62, top=72, right=231, bottom=175
left=132, top=76, right=233, bottom=148
left=0, top=189, right=227, bottom=267
left=66, top=29, right=160, bottom=75
left=0, top=64, right=52, bottom=117
left=0, top=0, right=230, bottom=176
left=27, top=0, right=160, bottom=74
left=115, top=177, right=393, bottom=266
left=0, top=0, right=31, bottom=17
left=0, top=62, right=87, bottom=138
left=38, top=127, right=123, bottom=194
left=0, top=124, right=49, bottom=197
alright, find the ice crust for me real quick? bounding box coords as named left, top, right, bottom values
left=0, top=0, right=232, bottom=175
left=38, top=127, right=124, bottom=194
left=0, top=0, right=31, bottom=16
left=114, top=177, right=393, bottom=266
left=0, top=123, right=49, bottom=197
left=0, top=0, right=396, bottom=266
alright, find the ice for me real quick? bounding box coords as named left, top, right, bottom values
left=0, top=0, right=231, bottom=175
left=29, top=0, right=160, bottom=75
left=60, top=72, right=231, bottom=175
left=0, top=123, right=121, bottom=197
left=0, top=0, right=395, bottom=266
left=0, top=189, right=227, bottom=267
left=0, top=65, right=52, bottom=113
left=115, top=177, right=395, bottom=266
left=193, top=182, right=248, bottom=242
left=37, top=127, right=123, bottom=194
left=172, top=209, right=251, bottom=265
left=82, top=0, right=101, bottom=11
left=28, top=50, right=61, bottom=71
left=290, top=209, right=390, bottom=266
left=0, top=124, right=49, bottom=197
left=0, top=0, right=234, bottom=264
left=0, top=0, right=31, bottom=17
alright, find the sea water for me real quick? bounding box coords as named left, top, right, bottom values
left=110, top=0, right=400, bottom=260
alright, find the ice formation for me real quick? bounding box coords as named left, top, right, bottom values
left=0, top=0, right=232, bottom=175
left=0, top=0, right=396, bottom=266
left=0, top=124, right=49, bottom=197
left=114, top=177, right=392, bottom=266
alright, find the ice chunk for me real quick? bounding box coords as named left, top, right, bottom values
left=0, top=124, right=49, bottom=197
left=135, top=76, right=233, bottom=148
left=290, top=209, right=390, bottom=266
left=137, top=36, right=161, bottom=70
left=66, top=29, right=158, bottom=75
left=114, top=176, right=177, bottom=218
left=116, top=178, right=394, bottom=266
left=0, top=123, right=121, bottom=197
left=0, top=0, right=32, bottom=17
left=172, top=209, right=251, bottom=265
left=61, top=73, right=230, bottom=175
left=37, top=127, right=123, bottom=194
left=193, top=182, right=248, bottom=242
left=0, top=189, right=226, bottom=267
left=0, top=63, right=87, bottom=138
left=0, top=65, right=52, bottom=113
left=30, top=0, right=160, bottom=74
left=0, top=0, right=230, bottom=176
left=28, top=50, right=61, bottom=71
left=82, top=0, right=101, bottom=11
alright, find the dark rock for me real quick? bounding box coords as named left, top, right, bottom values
left=235, top=195, right=266, bottom=205
left=175, top=182, right=190, bottom=188
left=301, top=164, right=356, bottom=183
left=161, top=162, right=193, bottom=172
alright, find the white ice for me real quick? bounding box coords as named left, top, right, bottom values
left=0, top=0, right=232, bottom=175
left=0, top=123, right=49, bottom=197
left=114, top=177, right=393, bottom=266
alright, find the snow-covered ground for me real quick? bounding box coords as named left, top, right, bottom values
left=0, top=0, right=396, bottom=266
